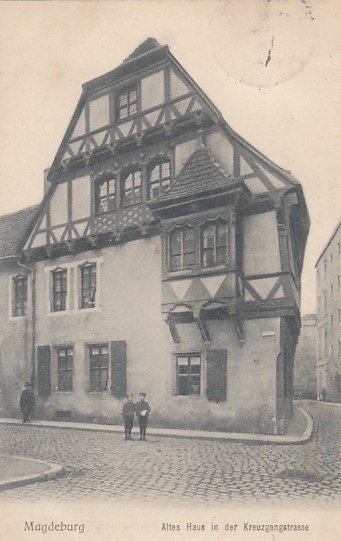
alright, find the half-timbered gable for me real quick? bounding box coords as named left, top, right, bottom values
left=0, top=38, right=309, bottom=434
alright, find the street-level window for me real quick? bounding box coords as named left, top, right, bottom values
left=169, top=226, right=195, bottom=272
left=95, top=177, right=116, bottom=214
left=12, top=275, right=27, bottom=317
left=148, top=158, right=171, bottom=200
left=201, top=219, right=228, bottom=268
left=121, top=168, right=142, bottom=206
left=176, top=355, right=201, bottom=396
left=89, top=344, right=109, bottom=392
left=57, top=347, right=73, bottom=392
left=52, top=268, right=67, bottom=312
left=117, top=85, right=138, bottom=120
left=80, top=263, right=96, bottom=309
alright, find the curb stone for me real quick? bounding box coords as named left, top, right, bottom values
left=0, top=455, right=65, bottom=492
left=0, top=404, right=314, bottom=445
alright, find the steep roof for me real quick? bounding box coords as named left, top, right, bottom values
left=152, top=148, right=232, bottom=204
left=0, top=205, right=38, bottom=260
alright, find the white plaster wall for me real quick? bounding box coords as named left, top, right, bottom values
left=88, top=94, right=110, bottom=131
left=206, top=129, right=234, bottom=176
left=141, top=71, right=165, bottom=111
left=50, top=183, right=68, bottom=226
left=175, top=139, right=200, bottom=175
left=243, top=211, right=281, bottom=275
left=72, top=176, right=91, bottom=221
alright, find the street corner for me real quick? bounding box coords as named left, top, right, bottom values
left=0, top=454, right=64, bottom=492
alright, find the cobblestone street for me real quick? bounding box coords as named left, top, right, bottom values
left=0, top=402, right=340, bottom=506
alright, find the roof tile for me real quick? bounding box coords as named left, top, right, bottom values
left=0, top=206, right=38, bottom=259
left=153, top=149, right=232, bottom=204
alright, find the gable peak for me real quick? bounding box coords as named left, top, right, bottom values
left=123, top=38, right=163, bottom=63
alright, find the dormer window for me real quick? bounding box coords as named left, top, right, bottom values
left=12, top=275, right=27, bottom=317
left=117, top=85, right=138, bottom=120
left=148, top=157, right=171, bottom=200
left=121, top=167, right=142, bottom=207
left=201, top=219, right=228, bottom=268
left=95, top=177, right=116, bottom=214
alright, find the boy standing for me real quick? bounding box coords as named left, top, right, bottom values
left=135, top=392, right=151, bottom=441
left=122, top=394, right=135, bottom=440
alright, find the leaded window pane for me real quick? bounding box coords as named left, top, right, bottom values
left=57, top=347, right=73, bottom=392
left=81, top=264, right=96, bottom=309
left=89, top=345, right=109, bottom=392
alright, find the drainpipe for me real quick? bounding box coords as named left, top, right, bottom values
left=17, top=257, right=36, bottom=390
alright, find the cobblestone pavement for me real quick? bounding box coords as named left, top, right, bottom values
left=0, top=402, right=339, bottom=506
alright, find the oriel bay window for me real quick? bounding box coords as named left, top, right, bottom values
left=148, top=158, right=171, bottom=200
left=12, top=275, right=27, bottom=317
left=201, top=219, right=228, bottom=267
left=80, top=263, right=96, bottom=309
left=177, top=355, right=201, bottom=396
left=121, top=167, right=142, bottom=206
left=89, top=344, right=109, bottom=392
left=52, top=268, right=67, bottom=312
left=169, top=226, right=195, bottom=271
left=95, top=177, right=116, bottom=214
left=57, top=347, right=73, bottom=392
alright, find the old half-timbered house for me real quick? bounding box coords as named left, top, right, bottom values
left=0, top=38, right=309, bottom=434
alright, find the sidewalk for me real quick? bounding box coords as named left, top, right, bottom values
left=0, top=454, right=64, bottom=492
left=0, top=405, right=313, bottom=445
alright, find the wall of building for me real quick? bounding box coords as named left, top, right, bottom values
left=316, top=223, right=341, bottom=402
left=0, top=260, right=33, bottom=415
left=294, top=314, right=317, bottom=399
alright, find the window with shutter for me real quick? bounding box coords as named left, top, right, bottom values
left=206, top=350, right=227, bottom=402
left=111, top=341, right=127, bottom=399
left=37, top=345, right=51, bottom=398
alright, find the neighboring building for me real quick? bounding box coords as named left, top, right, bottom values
left=293, top=314, right=317, bottom=399
left=0, top=38, right=309, bottom=434
left=316, top=219, right=341, bottom=402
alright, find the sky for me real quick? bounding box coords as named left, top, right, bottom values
left=0, top=0, right=340, bottom=314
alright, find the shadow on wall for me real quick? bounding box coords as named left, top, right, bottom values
left=33, top=397, right=276, bottom=434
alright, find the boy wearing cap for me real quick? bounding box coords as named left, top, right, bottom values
left=19, top=382, right=35, bottom=423
left=122, top=394, right=135, bottom=440
left=135, top=392, right=151, bottom=441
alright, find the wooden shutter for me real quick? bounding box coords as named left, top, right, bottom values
left=111, top=341, right=127, bottom=399
left=206, top=350, right=227, bottom=402
left=37, top=345, right=51, bottom=398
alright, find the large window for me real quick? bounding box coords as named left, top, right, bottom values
left=80, top=263, right=96, bottom=309
left=57, top=347, right=73, bottom=392
left=12, top=275, right=27, bottom=317
left=121, top=168, right=142, bottom=206
left=89, top=344, right=109, bottom=392
left=169, top=226, right=195, bottom=272
left=177, top=355, right=201, bottom=396
left=95, top=178, right=116, bottom=214
left=201, top=219, right=228, bottom=267
left=117, top=85, right=138, bottom=120
left=148, top=158, right=171, bottom=200
left=52, top=268, right=67, bottom=312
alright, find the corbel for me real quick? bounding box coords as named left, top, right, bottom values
left=163, top=121, right=173, bottom=137
left=62, top=158, right=70, bottom=172
left=194, top=110, right=204, bottom=126
left=193, top=309, right=211, bottom=343
left=46, top=245, right=53, bottom=259
left=64, top=240, right=74, bottom=254
left=229, top=306, right=245, bottom=346
left=87, top=234, right=98, bottom=248
left=166, top=314, right=180, bottom=344
left=135, top=132, right=144, bottom=147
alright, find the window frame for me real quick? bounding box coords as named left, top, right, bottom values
left=95, top=176, right=116, bottom=214
left=200, top=218, right=229, bottom=268
left=12, top=275, right=27, bottom=317
left=168, top=224, right=196, bottom=272
left=51, top=268, right=68, bottom=312
left=80, top=262, right=97, bottom=309
left=56, top=346, right=74, bottom=392
left=88, top=343, right=109, bottom=393
left=121, top=166, right=142, bottom=207
left=147, top=157, right=172, bottom=200
left=176, top=354, right=202, bottom=397
left=116, top=84, right=139, bottom=121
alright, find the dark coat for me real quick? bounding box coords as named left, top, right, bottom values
left=19, top=389, right=35, bottom=411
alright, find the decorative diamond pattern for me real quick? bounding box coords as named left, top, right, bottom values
left=94, top=205, right=154, bottom=234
